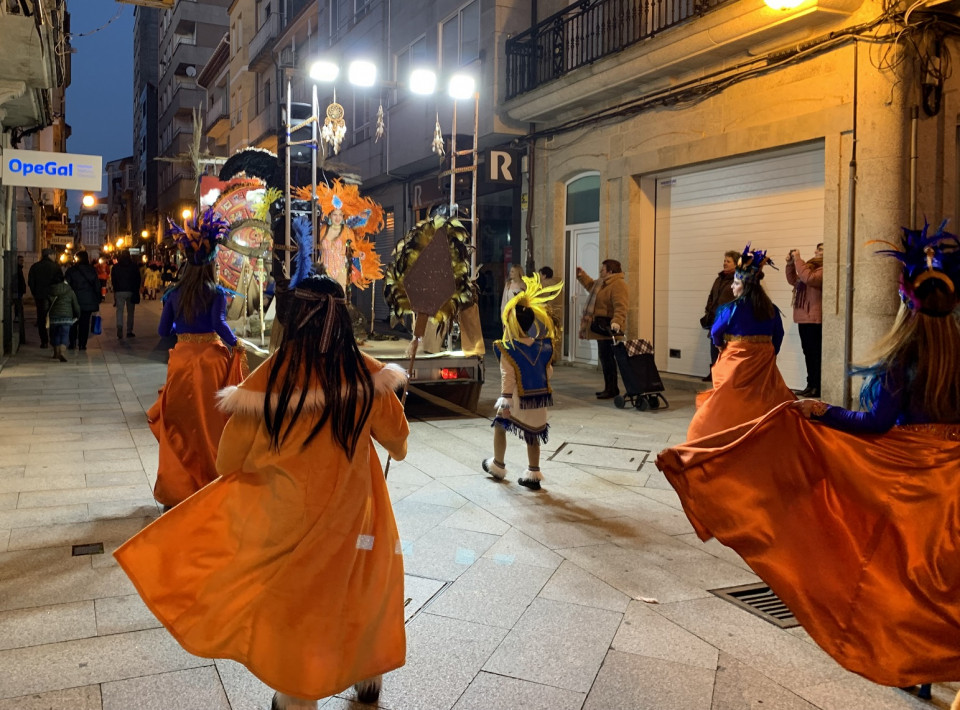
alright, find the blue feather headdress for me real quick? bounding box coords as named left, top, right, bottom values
left=166, top=208, right=229, bottom=266
left=288, top=215, right=316, bottom=290
left=735, top=243, right=776, bottom=284
left=871, top=220, right=960, bottom=316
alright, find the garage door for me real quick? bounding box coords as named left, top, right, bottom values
left=653, top=144, right=825, bottom=390
left=374, top=209, right=397, bottom=322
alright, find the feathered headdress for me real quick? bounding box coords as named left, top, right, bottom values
left=289, top=215, right=315, bottom=290
left=501, top=274, right=564, bottom=348
left=287, top=214, right=345, bottom=349
left=735, top=243, right=776, bottom=285
left=166, top=208, right=229, bottom=265
left=871, top=220, right=960, bottom=316
left=294, top=179, right=384, bottom=239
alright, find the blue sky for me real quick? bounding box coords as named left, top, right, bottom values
left=64, top=0, right=135, bottom=215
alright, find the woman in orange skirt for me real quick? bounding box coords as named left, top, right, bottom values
left=149, top=209, right=248, bottom=509
left=117, top=228, right=410, bottom=708
left=688, top=245, right=795, bottom=440
left=658, top=222, right=960, bottom=688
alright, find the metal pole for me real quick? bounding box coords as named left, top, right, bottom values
left=312, top=83, right=319, bottom=246
left=284, top=78, right=292, bottom=277
left=471, top=91, right=479, bottom=279
left=450, top=101, right=457, bottom=216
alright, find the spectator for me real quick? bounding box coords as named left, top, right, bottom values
left=700, top=250, right=740, bottom=381
left=786, top=243, right=824, bottom=397
left=65, top=251, right=101, bottom=351
left=46, top=270, right=80, bottom=362
left=95, top=258, right=110, bottom=300
left=26, top=248, right=62, bottom=348
left=111, top=252, right=141, bottom=339
left=501, top=264, right=525, bottom=315
left=144, top=263, right=162, bottom=300
left=576, top=259, right=629, bottom=399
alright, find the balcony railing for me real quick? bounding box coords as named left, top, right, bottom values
left=505, top=0, right=730, bottom=100
left=249, top=12, right=279, bottom=68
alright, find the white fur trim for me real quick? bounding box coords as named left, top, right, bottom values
left=217, top=363, right=407, bottom=417
left=522, top=468, right=544, bottom=481
left=494, top=396, right=512, bottom=410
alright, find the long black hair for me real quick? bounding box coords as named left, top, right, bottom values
left=264, top=275, right=373, bottom=457
left=173, top=262, right=218, bottom=324
left=742, top=275, right=777, bottom=322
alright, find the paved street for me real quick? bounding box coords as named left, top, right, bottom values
left=0, top=299, right=954, bottom=709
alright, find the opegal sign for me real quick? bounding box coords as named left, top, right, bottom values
left=0, top=149, right=102, bottom=191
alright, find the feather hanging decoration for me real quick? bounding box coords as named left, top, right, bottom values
left=289, top=215, right=315, bottom=290
left=374, top=101, right=385, bottom=143
left=383, top=215, right=474, bottom=335
left=431, top=113, right=445, bottom=158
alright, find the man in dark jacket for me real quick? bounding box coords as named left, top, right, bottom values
left=110, top=252, right=141, bottom=339
left=65, top=251, right=102, bottom=350
left=700, top=250, right=740, bottom=382
left=27, top=248, right=62, bottom=348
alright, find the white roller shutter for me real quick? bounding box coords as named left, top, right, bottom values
left=654, top=144, right=825, bottom=389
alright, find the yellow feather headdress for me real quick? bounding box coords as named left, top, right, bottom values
left=501, top=273, right=564, bottom=348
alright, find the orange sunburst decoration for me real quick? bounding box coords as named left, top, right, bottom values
left=294, top=180, right=384, bottom=239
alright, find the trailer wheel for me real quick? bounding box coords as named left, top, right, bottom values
left=614, top=395, right=626, bottom=409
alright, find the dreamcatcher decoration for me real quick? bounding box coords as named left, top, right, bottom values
left=321, top=89, right=347, bottom=155
left=293, top=179, right=385, bottom=290
left=383, top=214, right=474, bottom=335
left=431, top=113, right=445, bottom=158
left=374, top=99, right=385, bottom=143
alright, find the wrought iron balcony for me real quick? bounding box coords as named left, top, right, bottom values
left=505, top=0, right=731, bottom=100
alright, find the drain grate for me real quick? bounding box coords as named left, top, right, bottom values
left=710, top=582, right=799, bottom=629
left=72, top=542, right=104, bottom=556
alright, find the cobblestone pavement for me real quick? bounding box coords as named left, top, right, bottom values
left=0, top=299, right=953, bottom=709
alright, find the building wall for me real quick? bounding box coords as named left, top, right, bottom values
left=523, top=12, right=959, bottom=402
left=133, top=6, right=160, bottom=235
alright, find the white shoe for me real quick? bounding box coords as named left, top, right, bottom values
left=482, top=458, right=507, bottom=480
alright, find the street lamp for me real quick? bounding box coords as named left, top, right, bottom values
left=82, top=194, right=96, bottom=209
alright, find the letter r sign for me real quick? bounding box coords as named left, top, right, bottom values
left=485, top=149, right=520, bottom=185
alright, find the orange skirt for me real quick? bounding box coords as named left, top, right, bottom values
left=149, top=336, right=247, bottom=506
left=688, top=340, right=795, bottom=440
left=658, top=403, right=960, bottom=686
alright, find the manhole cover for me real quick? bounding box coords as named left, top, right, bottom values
left=403, top=574, right=450, bottom=623
left=711, top=582, right=799, bottom=629
left=548, top=442, right=648, bottom=471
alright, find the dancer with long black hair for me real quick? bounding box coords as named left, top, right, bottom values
left=116, top=217, right=409, bottom=710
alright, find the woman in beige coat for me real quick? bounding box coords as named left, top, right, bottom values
left=576, top=259, right=629, bottom=398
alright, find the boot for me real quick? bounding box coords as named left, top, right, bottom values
left=56, top=345, right=67, bottom=362
left=482, top=458, right=507, bottom=481
left=117, top=326, right=123, bottom=339
left=518, top=467, right=544, bottom=491
left=51, top=345, right=59, bottom=359
left=354, top=675, right=382, bottom=704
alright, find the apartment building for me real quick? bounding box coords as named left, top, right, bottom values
left=133, top=5, right=161, bottom=239
left=502, top=0, right=960, bottom=402
left=0, top=0, right=71, bottom=354
left=156, top=0, right=231, bottom=222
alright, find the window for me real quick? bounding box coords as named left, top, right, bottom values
left=331, top=0, right=370, bottom=37
left=394, top=35, right=429, bottom=92
left=440, top=1, right=480, bottom=69
left=352, top=93, right=372, bottom=145
left=260, top=78, right=272, bottom=115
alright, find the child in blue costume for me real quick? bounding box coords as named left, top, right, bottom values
left=482, top=273, right=563, bottom=490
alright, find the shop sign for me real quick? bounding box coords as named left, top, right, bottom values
left=1, top=149, right=102, bottom=191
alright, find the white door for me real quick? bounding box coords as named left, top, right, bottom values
left=653, top=144, right=825, bottom=389
left=568, top=225, right=599, bottom=363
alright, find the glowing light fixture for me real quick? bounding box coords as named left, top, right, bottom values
left=310, top=60, right=340, bottom=82
left=116, top=238, right=125, bottom=248
left=348, top=60, right=377, bottom=87
left=141, top=230, right=148, bottom=238
left=409, top=68, right=437, bottom=95
left=448, top=73, right=476, bottom=100
left=764, top=0, right=803, bottom=9
left=81, top=194, right=95, bottom=208
left=182, top=208, right=193, bottom=221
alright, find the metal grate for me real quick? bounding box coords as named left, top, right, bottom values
left=710, top=582, right=799, bottom=629
left=71, top=542, right=104, bottom=557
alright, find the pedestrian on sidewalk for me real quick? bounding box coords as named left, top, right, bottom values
left=687, top=245, right=794, bottom=440
left=111, top=251, right=141, bottom=339
left=658, top=221, right=960, bottom=689
left=27, top=248, right=61, bottom=348
left=115, top=240, right=409, bottom=709
left=46, top=270, right=80, bottom=363
left=576, top=259, right=629, bottom=399
left=483, top=273, right=563, bottom=490
left=149, top=209, right=248, bottom=510
left=699, top=250, right=739, bottom=381
left=65, top=251, right=101, bottom=351
left=785, top=243, right=824, bottom=396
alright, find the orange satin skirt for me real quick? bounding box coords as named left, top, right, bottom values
left=149, top=335, right=247, bottom=507
left=658, top=402, right=960, bottom=686
left=688, top=339, right=796, bottom=440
